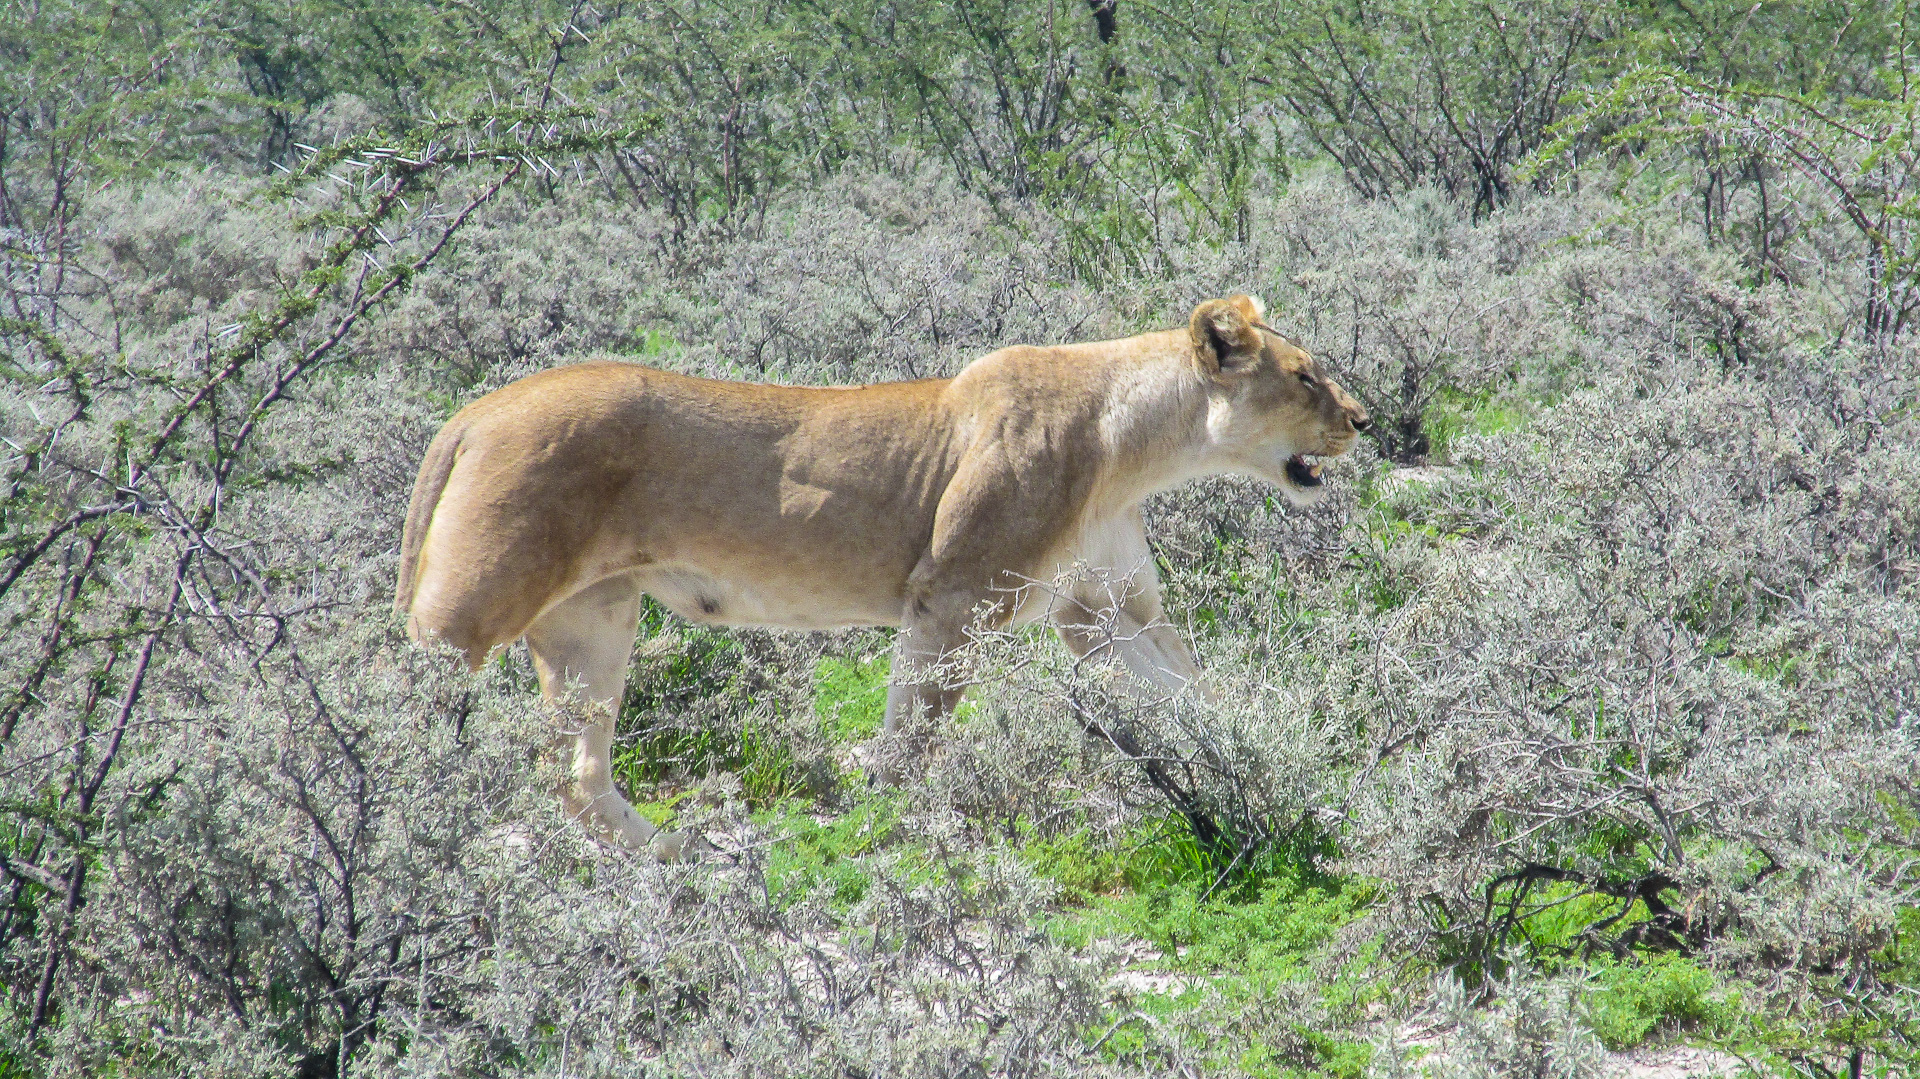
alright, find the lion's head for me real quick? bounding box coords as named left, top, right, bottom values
left=1189, top=294, right=1372, bottom=504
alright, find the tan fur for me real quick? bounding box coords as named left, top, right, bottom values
left=397, top=295, right=1370, bottom=854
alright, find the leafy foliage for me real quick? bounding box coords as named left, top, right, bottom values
left=3, top=2, right=1920, bottom=1076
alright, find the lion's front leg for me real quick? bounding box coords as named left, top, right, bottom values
left=883, top=591, right=980, bottom=735
left=1050, top=512, right=1212, bottom=700
left=867, top=585, right=1012, bottom=785
left=877, top=436, right=1066, bottom=769
left=1052, top=592, right=1210, bottom=699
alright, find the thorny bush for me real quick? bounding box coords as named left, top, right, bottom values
left=2, top=98, right=1919, bottom=1079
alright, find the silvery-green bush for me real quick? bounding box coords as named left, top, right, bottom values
left=4, top=145, right=1918, bottom=1076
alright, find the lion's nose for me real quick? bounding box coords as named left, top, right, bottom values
left=1352, top=412, right=1372, bottom=432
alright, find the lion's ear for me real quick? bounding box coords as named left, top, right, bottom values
left=1190, top=297, right=1263, bottom=377
left=1228, top=294, right=1266, bottom=323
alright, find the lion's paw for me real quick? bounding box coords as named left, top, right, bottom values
left=649, top=829, right=709, bottom=864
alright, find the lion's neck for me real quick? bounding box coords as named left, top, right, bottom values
left=1091, top=341, right=1217, bottom=509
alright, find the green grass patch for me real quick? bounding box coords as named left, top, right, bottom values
left=1514, top=886, right=1651, bottom=956
left=612, top=623, right=808, bottom=805
left=1023, top=812, right=1341, bottom=902
left=1023, top=817, right=1380, bottom=1075
left=1426, top=387, right=1527, bottom=461
left=758, top=791, right=917, bottom=909
left=1051, top=872, right=1370, bottom=979
left=1094, top=986, right=1373, bottom=1079
left=622, top=623, right=742, bottom=715
left=1034, top=822, right=1367, bottom=979
left=1065, top=871, right=1377, bottom=1077
left=613, top=714, right=806, bottom=806
left=1585, top=952, right=1741, bottom=1050
left=616, top=326, right=680, bottom=358
left=626, top=790, right=699, bottom=830
left=813, top=654, right=889, bottom=741
left=1019, top=825, right=1138, bottom=904
left=1879, top=904, right=1920, bottom=986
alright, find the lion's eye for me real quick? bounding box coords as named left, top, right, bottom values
left=1297, top=372, right=1317, bottom=388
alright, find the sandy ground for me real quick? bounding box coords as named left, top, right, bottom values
left=1606, top=1046, right=1746, bottom=1077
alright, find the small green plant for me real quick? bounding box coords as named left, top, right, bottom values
left=1081, top=875, right=1368, bottom=978
left=1037, top=816, right=1366, bottom=969
left=613, top=623, right=807, bottom=803
left=812, top=654, right=889, bottom=742
left=758, top=792, right=913, bottom=909
left=1514, top=884, right=1651, bottom=956
left=1424, top=387, right=1526, bottom=461
left=619, top=326, right=680, bottom=358
left=1584, top=953, right=1739, bottom=1050
left=614, top=716, right=806, bottom=807
left=1018, top=822, right=1151, bottom=905
left=1047, top=820, right=1379, bottom=1079
left=1236, top=1028, right=1373, bottom=1079
left=629, top=790, right=694, bottom=829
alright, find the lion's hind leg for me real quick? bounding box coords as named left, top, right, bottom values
left=524, top=573, right=687, bottom=860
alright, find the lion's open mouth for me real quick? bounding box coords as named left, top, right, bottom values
left=1285, top=454, right=1323, bottom=488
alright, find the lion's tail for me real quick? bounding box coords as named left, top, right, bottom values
left=394, top=417, right=465, bottom=621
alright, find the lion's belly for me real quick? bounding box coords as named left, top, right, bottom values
left=635, top=563, right=905, bottom=631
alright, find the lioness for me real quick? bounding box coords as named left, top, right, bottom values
left=397, top=295, right=1370, bottom=856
